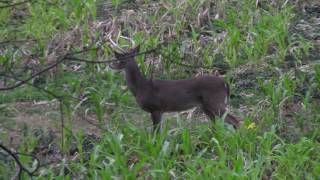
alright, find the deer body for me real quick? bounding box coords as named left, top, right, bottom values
left=113, top=47, right=240, bottom=131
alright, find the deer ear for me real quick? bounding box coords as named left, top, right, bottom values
left=131, top=45, right=140, bottom=54
left=114, top=51, right=122, bottom=58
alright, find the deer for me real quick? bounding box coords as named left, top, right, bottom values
left=111, top=44, right=241, bottom=132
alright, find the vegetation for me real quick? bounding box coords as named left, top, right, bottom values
left=0, top=0, right=319, bottom=179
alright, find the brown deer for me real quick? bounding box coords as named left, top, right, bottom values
left=112, top=45, right=241, bottom=131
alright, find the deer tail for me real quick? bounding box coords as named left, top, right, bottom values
left=224, top=82, right=230, bottom=104
left=225, top=82, right=230, bottom=97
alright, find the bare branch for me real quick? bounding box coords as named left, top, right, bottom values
left=65, top=47, right=159, bottom=64
left=0, top=56, right=66, bottom=91
left=4, top=73, right=62, bottom=99
left=0, top=143, right=40, bottom=178
left=0, top=39, right=38, bottom=46
left=0, top=48, right=96, bottom=91
left=0, top=0, right=31, bottom=8
left=65, top=45, right=222, bottom=71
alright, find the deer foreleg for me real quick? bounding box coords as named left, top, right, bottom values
left=151, top=111, right=162, bottom=132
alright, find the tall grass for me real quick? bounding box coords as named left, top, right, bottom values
left=0, top=0, right=319, bottom=179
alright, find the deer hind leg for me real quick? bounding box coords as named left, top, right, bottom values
left=151, top=111, right=162, bottom=132
left=202, top=97, right=241, bottom=129
left=202, top=107, right=215, bottom=122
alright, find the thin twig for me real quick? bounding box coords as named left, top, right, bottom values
left=65, top=47, right=159, bottom=64
left=0, top=48, right=96, bottom=91
left=0, top=143, right=40, bottom=178
left=170, top=58, right=220, bottom=70
left=59, top=102, right=65, bottom=152
left=2, top=73, right=85, bottom=103
left=0, top=39, right=38, bottom=46
left=0, top=56, right=66, bottom=91
left=67, top=48, right=222, bottom=71
left=5, top=72, right=62, bottom=100
left=0, top=0, right=31, bottom=8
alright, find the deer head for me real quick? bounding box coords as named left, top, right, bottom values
left=111, top=45, right=140, bottom=69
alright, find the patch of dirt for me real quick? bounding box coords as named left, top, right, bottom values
left=292, top=1, right=320, bottom=62
left=0, top=101, right=105, bottom=146
left=0, top=100, right=212, bottom=146
left=278, top=98, right=319, bottom=142
left=0, top=100, right=111, bottom=174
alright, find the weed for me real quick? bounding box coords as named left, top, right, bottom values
left=0, top=0, right=319, bottom=179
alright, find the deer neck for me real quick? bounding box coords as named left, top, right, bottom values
left=124, top=59, right=148, bottom=95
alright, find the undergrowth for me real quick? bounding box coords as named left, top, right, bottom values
left=0, top=0, right=319, bottom=179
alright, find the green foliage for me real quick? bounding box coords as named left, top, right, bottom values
left=212, top=0, right=294, bottom=66
left=315, top=64, right=320, bottom=89
left=0, top=0, right=319, bottom=179
left=2, top=122, right=319, bottom=179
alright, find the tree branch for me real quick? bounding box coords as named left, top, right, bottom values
left=0, top=0, right=31, bottom=8
left=65, top=47, right=158, bottom=64
left=0, top=56, right=66, bottom=91
left=0, top=143, right=40, bottom=179
left=0, top=48, right=96, bottom=91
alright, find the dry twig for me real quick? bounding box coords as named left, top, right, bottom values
left=0, top=143, right=40, bottom=179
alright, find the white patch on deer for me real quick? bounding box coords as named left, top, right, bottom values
left=224, top=83, right=228, bottom=104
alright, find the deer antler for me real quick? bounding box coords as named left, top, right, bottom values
left=107, top=31, right=137, bottom=54
left=107, top=34, right=125, bottom=53
left=119, top=35, right=136, bottom=47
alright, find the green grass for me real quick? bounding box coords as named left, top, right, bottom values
left=1, top=121, right=319, bottom=179
left=1, top=0, right=320, bottom=179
